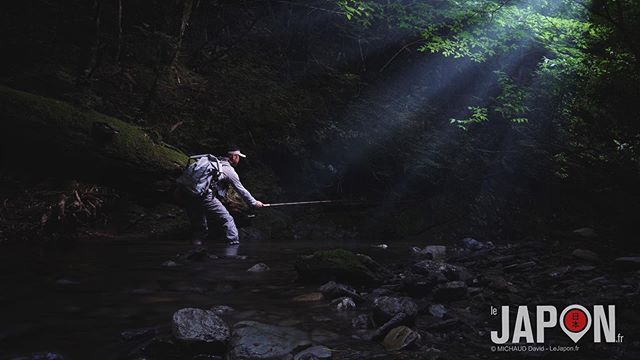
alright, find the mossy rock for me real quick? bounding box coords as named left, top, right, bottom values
left=294, top=249, right=383, bottom=286
left=0, top=85, right=187, bottom=196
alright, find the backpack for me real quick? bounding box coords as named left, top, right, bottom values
left=176, top=154, right=222, bottom=197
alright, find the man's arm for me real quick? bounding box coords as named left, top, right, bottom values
left=225, top=166, right=262, bottom=207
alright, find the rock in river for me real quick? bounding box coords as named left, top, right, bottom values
left=8, top=352, right=66, bottom=360
left=433, top=281, right=468, bottom=302
left=318, top=281, right=362, bottom=300
left=247, top=263, right=270, bottom=272
left=419, top=245, right=447, bottom=260
left=332, top=297, right=356, bottom=311
left=572, top=249, right=600, bottom=262
left=292, top=292, right=324, bottom=302
left=228, top=321, right=310, bottom=360
left=412, top=260, right=472, bottom=282
left=293, top=345, right=332, bottom=360
left=295, top=249, right=383, bottom=286
left=614, top=256, right=640, bottom=269
left=172, top=308, right=230, bottom=351
left=372, top=296, right=418, bottom=324
left=382, top=326, right=420, bottom=351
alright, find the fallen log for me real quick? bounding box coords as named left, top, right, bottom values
left=0, top=85, right=188, bottom=197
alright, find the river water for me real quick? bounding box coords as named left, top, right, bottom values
left=0, top=236, right=408, bottom=359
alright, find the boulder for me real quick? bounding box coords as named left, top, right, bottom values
left=372, top=296, right=418, bottom=324
left=171, top=308, right=230, bottom=354
left=228, top=321, right=310, bottom=360
left=295, top=249, right=383, bottom=286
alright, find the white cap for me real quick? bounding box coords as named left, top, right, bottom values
left=228, top=150, right=247, bottom=158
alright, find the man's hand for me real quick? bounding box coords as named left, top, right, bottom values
left=254, top=201, right=264, bottom=208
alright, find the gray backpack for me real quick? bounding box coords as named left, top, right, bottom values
left=176, top=154, right=222, bottom=197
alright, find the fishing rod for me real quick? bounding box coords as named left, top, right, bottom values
left=262, top=200, right=339, bottom=207
left=262, top=198, right=423, bottom=208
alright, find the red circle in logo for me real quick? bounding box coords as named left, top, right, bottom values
left=563, top=308, right=588, bottom=333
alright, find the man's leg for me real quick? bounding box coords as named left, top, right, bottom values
left=201, top=191, right=240, bottom=244
left=184, top=196, right=208, bottom=246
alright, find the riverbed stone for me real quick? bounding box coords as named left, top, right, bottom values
left=401, top=274, right=439, bottom=298
left=461, top=237, right=494, bottom=250
left=247, top=263, right=270, bottom=272
left=311, top=328, right=340, bottom=343
left=412, top=260, right=472, bottom=281
left=372, top=296, right=418, bottom=324
left=368, top=313, right=410, bottom=341
left=172, top=308, right=230, bottom=350
left=428, top=304, right=447, bottom=318
left=433, top=281, right=467, bottom=302
left=210, top=305, right=235, bottom=316
left=332, top=297, right=356, bottom=311
left=121, top=326, right=158, bottom=341
left=293, top=345, right=332, bottom=360
left=419, top=245, right=447, bottom=260
left=614, top=256, right=640, bottom=269
left=352, top=314, right=372, bottom=329
left=572, top=227, right=598, bottom=238
left=295, top=249, right=383, bottom=286
left=292, top=292, right=324, bottom=302
left=318, top=281, right=361, bottom=300
left=382, top=326, right=420, bottom=351
left=572, top=249, right=600, bottom=262
left=228, top=321, right=310, bottom=360
left=8, top=352, right=66, bottom=360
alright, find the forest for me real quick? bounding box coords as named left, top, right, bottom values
left=0, top=1, right=639, bottom=359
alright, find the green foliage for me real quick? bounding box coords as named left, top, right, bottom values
left=450, top=106, right=488, bottom=131
left=338, top=0, right=640, bottom=176
left=337, top=0, right=375, bottom=25
left=494, top=71, right=529, bottom=123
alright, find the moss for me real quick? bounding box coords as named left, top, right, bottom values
left=311, top=249, right=370, bottom=271
left=294, top=248, right=382, bottom=286
left=0, top=85, right=188, bottom=194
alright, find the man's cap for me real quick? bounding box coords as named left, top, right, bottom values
left=227, top=145, right=247, bottom=158
left=228, top=150, right=246, bottom=158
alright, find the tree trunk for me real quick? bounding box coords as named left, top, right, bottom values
left=115, top=0, right=123, bottom=63
left=0, top=86, right=187, bottom=197
left=83, top=0, right=103, bottom=80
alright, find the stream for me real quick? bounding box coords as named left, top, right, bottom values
left=1, top=230, right=638, bottom=360
left=0, top=236, right=407, bottom=359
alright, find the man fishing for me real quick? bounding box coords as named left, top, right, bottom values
left=179, top=145, right=263, bottom=246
